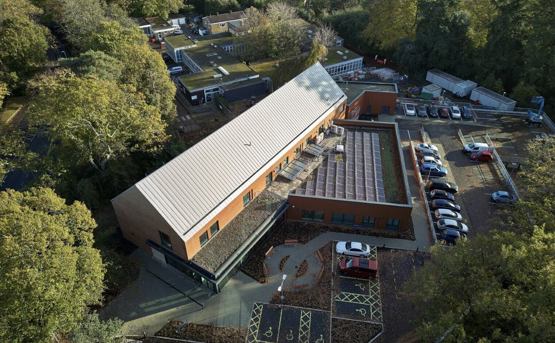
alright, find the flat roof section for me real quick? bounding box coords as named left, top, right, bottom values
left=176, top=36, right=257, bottom=90
left=203, top=11, right=245, bottom=24
left=337, top=81, right=398, bottom=103
left=191, top=190, right=284, bottom=274
left=428, top=68, right=464, bottom=84
left=293, top=122, right=408, bottom=205
left=323, top=47, right=362, bottom=66
left=472, top=86, right=516, bottom=105
left=164, top=35, right=196, bottom=49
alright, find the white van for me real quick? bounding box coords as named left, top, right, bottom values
left=463, top=142, right=490, bottom=154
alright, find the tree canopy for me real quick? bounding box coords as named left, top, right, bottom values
left=0, top=0, right=49, bottom=88
left=28, top=70, right=168, bottom=171
left=0, top=187, right=104, bottom=343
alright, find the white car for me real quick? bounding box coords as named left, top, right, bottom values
left=436, top=219, right=469, bottom=233
left=405, top=104, right=417, bottom=116
left=335, top=241, right=371, bottom=257
left=420, top=155, right=442, bottom=166
left=463, top=142, right=490, bottom=154
left=433, top=208, right=463, bottom=221
left=450, top=106, right=462, bottom=119
left=416, top=143, right=439, bottom=153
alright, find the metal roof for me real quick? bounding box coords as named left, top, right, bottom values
left=472, top=86, right=516, bottom=105
left=134, top=63, right=345, bottom=240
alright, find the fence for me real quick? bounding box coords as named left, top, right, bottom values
left=484, top=133, right=520, bottom=200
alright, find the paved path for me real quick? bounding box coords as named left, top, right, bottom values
left=265, top=244, right=322, bottom=289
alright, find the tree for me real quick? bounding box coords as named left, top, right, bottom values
left=0, top=127, right=33, bottom=184
left=267, top=1, right=298, bottom=21
left=69, top=312, right=124, bottom=343
left=126, top=0, right=185, bottom=19
left=364, top=0, right=418, bottom=50
left=59, top=0, right=107, bottom=51
left=0, top=187, right=105, bottom=343
left=80, top=20, right=145, bottom=55
left=314, top=24, right=337, bottom=47
left=115, top=43, right=177, bottom=121
left=0, top=0, right=49, bottom=86
left=407, top=228, right=555, bottom=342
left=0, top=82, right=8, bottom=107
left=28, top=70, right=168, bottom=171
left=323, top=7, right=372, bottom=54
left=63, top=50, right=124, bottom=82
left=305, top=39, right=328, bottom=68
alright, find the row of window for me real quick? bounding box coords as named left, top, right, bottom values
left=301, top=210, right=400, bottom=230
left=199, top=221, right=220, bottom=247
left=325, top=60, right=364, bottom=77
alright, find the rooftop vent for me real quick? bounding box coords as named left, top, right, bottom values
left=213, top=73, right=223, bottom=79
left=206, top=52, right=218, bottom=57
left=336, top=51, right=344, bottom=55
left=343, top=56, right=347, bottom=60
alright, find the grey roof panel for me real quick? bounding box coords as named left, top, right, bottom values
left=133, top=63, right=345, bottom=239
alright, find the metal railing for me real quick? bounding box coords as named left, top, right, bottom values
left=484, top=134, right=520, bottom=200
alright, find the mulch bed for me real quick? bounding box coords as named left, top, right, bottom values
left=279, top=255, right=290, bottom=272
left=331, top=318, right=383, bottom=343
left=378, top=249, right=430, bottom=343
left=148, top=321, right=246, bottom=343
left=269, top=243, right=332, bottom=311
left=295, top=260, right=308, bottom=278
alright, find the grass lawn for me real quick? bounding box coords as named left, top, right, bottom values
left=0, top=96, right=27, bottom=126
left=379, top=131, right=405, bottom=203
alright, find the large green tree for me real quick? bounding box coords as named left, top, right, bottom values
left=28, top=70, right=168, bottom=171
left=0, top=187, right=105, bottom=343
left=69, top=312, right=124, bottom=343
left=127, top=0, right=185, bottom=18
left=0, top=0, right=49, bottom=87
left=364, top=0, right=417, bottom=50
left=408, top=228, right=555, bottom=342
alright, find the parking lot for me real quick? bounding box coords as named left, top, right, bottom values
left=396, top=111, right=551, bottom=238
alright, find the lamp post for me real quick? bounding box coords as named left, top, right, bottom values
left=277, top=274, right=287, bottom=305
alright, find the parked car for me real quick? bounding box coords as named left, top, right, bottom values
left=173, top=28, right=184, bottom=35
left=462, top=105, right=474, bottom=120
left=449, top=106, right=462, bottom=120
left=439, top=107, right=450, bottom=119
left=420, top=163, right=448, bottom=178
left=417, top=105, right=428, bottom=117
left=436, top=218, right=469, bottom=234
left=463, top=142, right=491, bottom=154
left=336, top=241, right=371, bottom=257
left=426, top=179, right=459, bottom=193
left=429, top=189, right=455, bottom=201
left=417, top=150, right=441, bottom=160
left=438, top=228, right=463, bottom=245
left=433, top=208, right=463, bottom=221
left=167, top=65, right=183, bottom=75
left=470, top=150, right=493, bottom=162
left=338, top=257, right=378, bottom=279
left=491, top=191, right=516, bottom=204
left=430, top=199, right=461, bottom=212
left=405, top=103, right=417, bottom=116
left=428, top=106, right=439, bottom=118
left=420, top=155, right=442, bottom=166
left=415, top=143, right=439, bottom=153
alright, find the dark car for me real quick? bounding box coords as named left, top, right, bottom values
left=437, top=228, right=463, bottom=245
left=439, top=107, right=450, bottom=119
left=338, top=257, right=378, bottom=279
left=429, top=189, right=455, bottom=201
left=462, top=105, right=474, bottom=120
left=420, top=163, right=448, bottom=178
left=430, top=199, right=461, bottom=212
left=417, top=105, right=428, bottom=117
left=428, top=106, right=439, bottom=118
left=425, top=179, right=459, bottom=193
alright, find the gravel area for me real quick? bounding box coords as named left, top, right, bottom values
left=191, top=190, right=284, bottom=273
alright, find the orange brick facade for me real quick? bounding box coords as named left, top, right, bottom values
left=346, top=91, right=397, bottom=118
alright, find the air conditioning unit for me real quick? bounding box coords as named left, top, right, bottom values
left=336, top=127, right=345, bottom=136
left=213, top=73, right=223, bottom=78
left=316, top=133, right=324, bottom=144
left=335, top=144, right=344, bottom=153
left=330, top=125, right=338, bottom=134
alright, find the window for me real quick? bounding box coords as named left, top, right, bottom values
left=266, top=172, right=273, bottom=186
left=243, top=192, right=252, bottom=206
left=284, top=157, right=289, bottom=166
left=199, top=231, right=209, bottom=247
left=159, top=231, right=172, bottom=250
left=301, top=210, right=324, bottom=222
left=386, top=218, right=400, bottom=230
left=332, top=213, right=355, bottom=225
left=361, top=216, right=375, bottom=228
left=210, top=221, right=219, bottom=236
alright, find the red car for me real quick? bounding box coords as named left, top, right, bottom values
left=338, top=257, right=378, bottom=279
left=470, top=150, right=493, bottom=162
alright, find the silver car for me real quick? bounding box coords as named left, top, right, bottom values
left=335, top=241, right=371, bottom=257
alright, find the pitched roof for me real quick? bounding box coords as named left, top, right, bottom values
left=130, top=63, right=345, bottom=240
left=203, top=11, right=245, bottom=24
